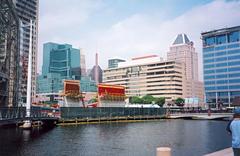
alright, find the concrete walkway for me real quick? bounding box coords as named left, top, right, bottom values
left=204, top=148, right=233, bottom=156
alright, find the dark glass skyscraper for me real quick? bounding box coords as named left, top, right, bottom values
left=202, top=26, right=240, bottom=106
left=14, top=0, right=39, bottom=102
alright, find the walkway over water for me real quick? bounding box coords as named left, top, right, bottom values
left=0, top=107, right=59, bottom=126
left=169, top=113, right=233, bottom=120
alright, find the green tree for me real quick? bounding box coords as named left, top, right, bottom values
left=142, top=95, right=155, bottom=104
left=130, top=96, right=143, bottom=104
left=175, top=97, right=185, bottom=107
left=155, top=97, right=165, bottom=107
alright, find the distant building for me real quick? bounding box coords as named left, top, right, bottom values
left=80, top=76, right=97, bottom=92
left=201, top=26, right=240, bottom=106
left=167, top=34, right=204, bottom=102
left=108, top=58, right=126, bottom=69
left=37, top=73, right=62, bottom=94
left=89, top=65, right=103, bottom=83
left=80, top=51, right=87, bottom=76
left=38, top=42, right=81, bottom=94
left=14, top=0, right=39, bottom=101
left=103, top=55, right=185, bottom=101
left=0, top=0, right=20, bottom=107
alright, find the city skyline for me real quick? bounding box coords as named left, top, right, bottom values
left=38, top=0, right=240, bottom=79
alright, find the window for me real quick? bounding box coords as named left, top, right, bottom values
left=216, top=68, right=227, bottom=73
left=229, top=73, right=240, bottom=78
left=228, top=61, right=240, bottom=66
left=218, top=92, right=228, bottom=96
left=215, top=57, right=227, bottom=62
left=228, top=44, right=239, bottom=49
left=229, top=85, right=240, bottom=89
left=204, top=53, right=214, bottom=58
left=216, top=80, right=228, bottom=84
left=228, top=49, right=240, bottom=55
left=204, top=59, right=214, bottom=63
left=217, top=86, right=228, bottom=90
left=216, top=74, right=227, bottom=79
left=228, top=31, right=240, bottom=43
left=203, top=47, right=214, bottom=53
left=205, top=81, right=215, bottom=85
left=205, top=86, right=216, bottom=90
left=229, top=79, right=240, bottom=83
left=215, top=46, right=226, bottom=51
left=229, top=67, right=240, bottom=72
left=216, top=35, right=226, bottom=45
left=216, top=62, right=227, bottom=67
left=204, top=75, right=215, bottom=79
left=206, top=92, right=216, bottom=97
left=205, top=37, right=215, bottom=46
left=215, top=51, right=226, bottom=56
left=204, top=69, right=215, bottom=74
left=228, top=55, right=240, bottom=61
left=231, top=91, right=240, bottom=96
left=204, top=64, right=215, bottom=69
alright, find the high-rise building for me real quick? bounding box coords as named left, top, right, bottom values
left=80, top=51, right=87, bottom=76
left=14, top=0, right=39, bottom=102
left=108, top=58, right=126, bottom=69
left=0, top=0, right=20, bottom=107
left=167, top=34, right=204, bottom=102
left=89, top=65, right=103, bottom=83
left=103, top=55, right=185, bottom=101
left=37, top=42, right=81, bottom=93
left=202, top=26, right=240, bottom=106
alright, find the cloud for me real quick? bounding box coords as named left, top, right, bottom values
left=38, top=0, right=240, bottom=81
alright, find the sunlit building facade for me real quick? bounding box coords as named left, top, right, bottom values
left=103, top=55, right=185, bottom=101
left=202, top=26, right=240, bottom=106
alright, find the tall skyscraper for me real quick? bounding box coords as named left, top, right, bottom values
left=0, top=0, right=20, bottom=107
left=37, top=42, right=81, bottom=94
left=14, top=0, right=39, bottom=102
left=167, top=34, right=204, bottom=102
left=202, top=26, right=240, bottom=106
left=80, top=50, right=87, bottom=76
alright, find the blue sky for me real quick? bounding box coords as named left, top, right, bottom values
left=38, top=0, right=240, bottom=79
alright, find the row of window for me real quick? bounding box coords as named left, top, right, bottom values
left=204, top=61, right=240, bottom=69
left=204, top=54, right=240, bottom=64
left=205, top=79, right=240, bottom=85
left=206, top=91, right=240, bottom=97
left=205, top=85, right=240, bottom=91
left=204, top=31, right=240, bottom=46
left=203, top=43, right=240, bottom=53
left=205, top=67, right=240, bottom=74
left=204, top=49, right=240, bottom=58
left=204, top=73, right=240, bottom=80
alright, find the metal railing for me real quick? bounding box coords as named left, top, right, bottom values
left=0, top=107, right=59, bottom=120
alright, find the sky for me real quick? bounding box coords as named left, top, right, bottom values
left=38, top=0, right=240, bottom=80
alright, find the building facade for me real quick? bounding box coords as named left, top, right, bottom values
left=167, top=34, right=204, bottom=102
left=14, top=0, right=39, bottom=102
left=0, top=0, right=20, bottom=107
left=38, top=42, right=81, bottom=94
left=103, top=55, right=185, bottom=101
left=108, top=58, right=126, bottom=69
left=202, top=26, right=240, bottom=106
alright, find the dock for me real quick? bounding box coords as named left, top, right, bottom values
left=204, top=148, right=233, bottom=156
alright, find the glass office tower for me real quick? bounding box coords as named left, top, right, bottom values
left=202, top=26, right=240, bottom=106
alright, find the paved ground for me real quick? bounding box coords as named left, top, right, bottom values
left=204, top=148, right=233, bottom=156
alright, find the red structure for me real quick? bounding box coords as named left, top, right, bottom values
left=98, top=84, right=125, bottom=97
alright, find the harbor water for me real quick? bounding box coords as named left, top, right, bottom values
left=0, top=119, right=231, bottom=156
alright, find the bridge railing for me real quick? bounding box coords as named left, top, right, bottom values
left=0, top=107, right=60, bottom=120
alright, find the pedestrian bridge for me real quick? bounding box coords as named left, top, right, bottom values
left=169, top=113, right=233, bottom=120
left=0, top=107, right=59, bottom=127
